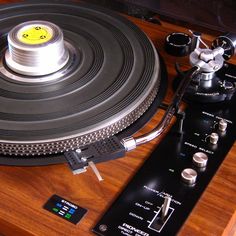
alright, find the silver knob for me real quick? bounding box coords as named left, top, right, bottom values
left=192, top=152, right=208, bottom=168
left=181, top=168, right=197, bottom=185
left=210, top=132, right=219, bottom=145
left=219, top=119, right=227, bottom=132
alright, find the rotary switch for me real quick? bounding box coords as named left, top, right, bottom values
left=210, top=133, right=219, bottom=145
left=192, top=152, right=208, bottom=168
left=181, top=168, right=197, bottom=185
left=218, top=119, right=227, bottom=132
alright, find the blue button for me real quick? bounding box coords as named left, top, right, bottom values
left=56, top=203, right=62, bottom=208
left=69, top=208, right=75, bottom=214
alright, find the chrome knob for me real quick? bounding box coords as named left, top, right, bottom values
left=218, top=119, right=227, bottom=132
left=210, top=132, right=219, bottom=145
left=181, top=168, right=197, bottom=185
left=192, top=152, right=208, bottom=168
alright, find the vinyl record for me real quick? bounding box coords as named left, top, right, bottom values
left=0, top=0, right=164, bottom=157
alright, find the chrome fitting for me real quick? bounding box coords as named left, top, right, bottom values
left=121, top=137, right=137, bottom=151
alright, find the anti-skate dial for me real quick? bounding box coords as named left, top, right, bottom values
left=212, top=33, right=236, bottom=60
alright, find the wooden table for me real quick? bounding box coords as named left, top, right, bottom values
left=0, top=2, right=236, bottom=236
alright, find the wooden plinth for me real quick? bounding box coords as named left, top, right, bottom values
left=0, top=2, right=235, bottom=236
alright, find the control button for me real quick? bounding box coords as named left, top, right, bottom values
left=192, top=152, right=208, bottom=168
left=181, top=168, right=197, bottom=185
left=218, top=119, right=227, bottom=132
left=148, top=198, right=174, bottom=233
left=165, top=32, right=192, bottom=56
left=210, top=132, right=219, bottom=144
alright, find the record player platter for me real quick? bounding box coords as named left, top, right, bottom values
left=0, top=1, right=165, bottom=157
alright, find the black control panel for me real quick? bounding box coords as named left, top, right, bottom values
left=93, top=64, right=236, bottom=236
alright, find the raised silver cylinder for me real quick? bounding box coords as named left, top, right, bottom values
left=5, top=20, right=69, bottom=76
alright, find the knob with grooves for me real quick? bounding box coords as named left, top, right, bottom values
left=219, top=119, right=227, bottom=132
left=210, top=132, right=219, bottom=145
left=181, top=168, right=197, bottom=185
left=192, top=152, right=208, bottom=168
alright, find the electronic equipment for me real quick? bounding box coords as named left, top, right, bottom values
left=0, top=1, right=235, bottom=235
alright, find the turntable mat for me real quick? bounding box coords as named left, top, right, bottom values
left=0, top=1, right=161, bottom=156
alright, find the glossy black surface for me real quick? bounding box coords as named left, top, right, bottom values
left=86, top=0, right=236, bottom=33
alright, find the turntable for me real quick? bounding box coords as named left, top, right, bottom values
left=0, top=1, right=235, bottom=236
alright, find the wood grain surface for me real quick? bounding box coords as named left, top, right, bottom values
left=0, top=1, right=235, bottom=236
